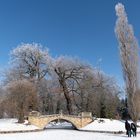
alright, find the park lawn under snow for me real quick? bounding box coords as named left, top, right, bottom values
left=0, top=118, right=140, bottom=133
left=0, top=119, right=39, bottom=132
left=0, top=118, right=140, bottom=140
left=81, top=118, right=140, bottom=133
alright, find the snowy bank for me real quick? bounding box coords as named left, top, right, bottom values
left=0, top=118, right=140, bottom=134
left=81, top=118, right=140, bottom=133
left=0, top=119, right=40, bottom=132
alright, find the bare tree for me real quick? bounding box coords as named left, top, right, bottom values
left=115, top=3, right=140, bottom=122
left=9, top=43, right=53, bottom=115
left=83, top=71, right=120, bottom=118
left=53, top=56, right=89, bottom=114
left=10, top=43, right=52, bottom=82
left=6, top=80, right=38, bottom=123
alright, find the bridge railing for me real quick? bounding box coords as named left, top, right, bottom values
left=35, top=114, right=82, bottom=118
left=29, top=111, right=92, bottom=118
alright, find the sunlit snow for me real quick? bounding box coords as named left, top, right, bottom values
left=0, top=118, right=140, bottom=140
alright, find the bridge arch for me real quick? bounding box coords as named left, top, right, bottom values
left=45, top=118, right=78, bottom=129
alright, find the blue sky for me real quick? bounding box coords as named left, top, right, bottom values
left=0, top=0, right=140, bottom=85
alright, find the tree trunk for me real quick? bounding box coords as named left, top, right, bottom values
left=18, top=103, right=24, bottom=123
left=60, top=80, right=72, bottom=114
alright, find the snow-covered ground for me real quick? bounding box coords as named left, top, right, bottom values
left=0, top=119, right=39, bottom=132
left=0, top=130, right=140, bottom=140
left=0, top=118, right=139, bottom=133
left=81, top=118, right=140, bottom=133
left=0, top=118, right=140, bottom=140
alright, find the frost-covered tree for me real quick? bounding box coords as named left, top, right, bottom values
left=9, top=43, right=53, bottom=114
left=53, top=56, right=90, bottom=114
left=10, top=43, right=52, bottom=81
left=115, top=3, right=140, bottom=122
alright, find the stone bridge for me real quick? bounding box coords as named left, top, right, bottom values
left=28, top=111, right=93, bottom=129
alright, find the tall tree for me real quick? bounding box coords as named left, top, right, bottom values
left=10, top=43, right=52, bottom=82
left=53, top=56, right=89, bottom=114
left=115, top=3, right=140, bottom=122
left=10, top=43, right=52, bottom=114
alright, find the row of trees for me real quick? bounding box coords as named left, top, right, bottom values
left=0, top=43, right=122, bottom=123
left=0, top=3, right=139, bottom=124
